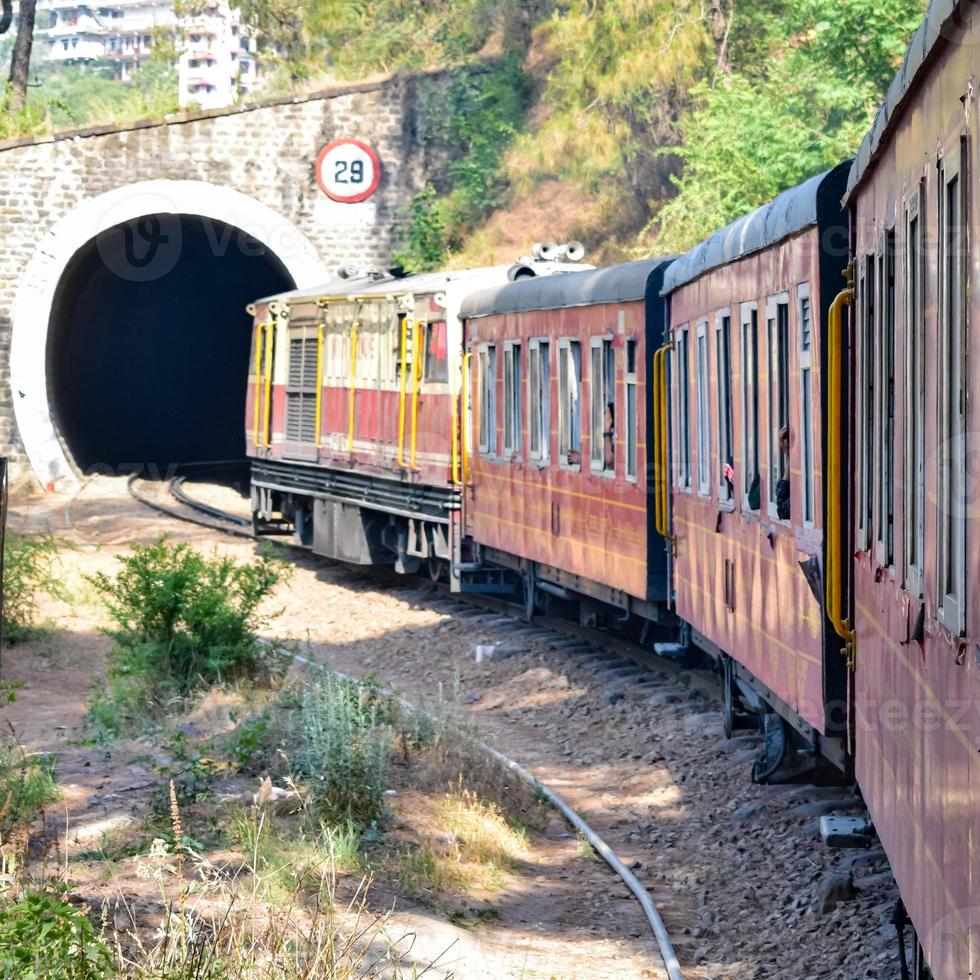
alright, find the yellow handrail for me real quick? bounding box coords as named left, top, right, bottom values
left=262, top=318, right=274, bottom=447
left=397, top=316, right=410, bottom=467
left=652, top=344, right=673, bottom=541
left=825, top=287, right=855, bottom=652
left=252, top=321, right=265, bottom=448
left=409, top=320, right=424, bottom=470
left=313, top=323, right=325, bottom=448
left=461, top=351, right=473, bottom=486
left=451, top=349, right=460, bottom=485
left=347, top=322, right=359, bottom=455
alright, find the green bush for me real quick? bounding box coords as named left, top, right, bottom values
left=0, top=741, right=61, bottom=844
left=298, top=673, right=391, bottom=828
left=0, top=891, right=112, bottom=979
left=90, top=537, right=288, bottom=710
left=3, top=532, right=68, bottom=644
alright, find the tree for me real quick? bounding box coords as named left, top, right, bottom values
left=7, top=0, right=37, bottom=110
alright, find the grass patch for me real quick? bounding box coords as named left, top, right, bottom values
left=0, top=738, right=61, bottom=848
left=3, top=531, right=69, bottom=644
left=436, top=788, right=527, bottom=868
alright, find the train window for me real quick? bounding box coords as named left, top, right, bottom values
left=715, top=312, right=734, bottom=502
left=767, top=297, right=791, bottom=521
left=558, top=339, right=582, bottom=467
left=477, top=343, right=497, bottom=456
left=937, top=139, right=967, bottom=633
left=528, top=339, right=550, bottom=463
left=423, top=321, right=449, bottom=383
left=590, top=337, right=615, bottom=474
left=739, top=304, right=759, bottom=511
left=858, top=257, right=875, bottom=550
left=904, top=183, right=925, bottom=595
left=503, top=341, right=521, bottom=455
left=695, top=321, right=710, bottom=496
left=625, top=339, right=638, bottom=481
left=875, top=232, right=896, bottom=567
left=674, top=327, right=691, bottom=489
left=798, top=285, right=815, bottom=527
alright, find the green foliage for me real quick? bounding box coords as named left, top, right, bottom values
left=395, top=61, right=531, bottom=269
left=648, top=0, right=925, bottom=251
left=0, top=891, right=113, bottom=980
left=89, top=536, right=288, bottom=715
left=0, top=740, right=61, bottom=843
left=2, top=532, right=67, bottom=644
left=394, top=185, right=448, bottom=274
left=297, top=672, right=391, bottom=828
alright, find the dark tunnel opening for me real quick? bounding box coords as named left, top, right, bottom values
left=47, top=214, right=295, bottom=480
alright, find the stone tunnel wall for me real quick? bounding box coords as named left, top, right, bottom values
left=0, top=68, right=459, bottom=478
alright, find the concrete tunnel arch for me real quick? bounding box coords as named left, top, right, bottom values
left=11, top=180, right=330, bottom=488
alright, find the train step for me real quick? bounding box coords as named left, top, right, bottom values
left=820, top=815, right=874, bottom=848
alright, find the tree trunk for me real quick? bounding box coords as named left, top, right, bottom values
left=8, top=0, right=37, bottom=111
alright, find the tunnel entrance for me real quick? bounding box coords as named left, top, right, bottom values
left=47, top=214, right=295, bottom=478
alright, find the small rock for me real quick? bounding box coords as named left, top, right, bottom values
left=814, top=872, right=856, bottom=914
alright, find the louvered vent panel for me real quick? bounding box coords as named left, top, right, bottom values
left=288, top=339, right=305, bottom=386
left=302, top=338, right=319, bottom=387
left=286, top=393, right=317, bottom=444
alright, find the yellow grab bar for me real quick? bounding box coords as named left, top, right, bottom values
left=461, top=351, right=473, bottom=486
left=826, top=287, right=855, bottom=652
left=652, top=344, right=673, bottom=541
left=313, top=323, right=325, bottom=447
left=409, top=320, right=424, bottom=470
left=451, top=350, right=460, bottom=485
left=252, top=321, right=265, bottom=448
left=347, top=322, right=359, bottom=455
left=262, top=318, right=274, bottom=447
left=397, top=316, right=410, bottom=467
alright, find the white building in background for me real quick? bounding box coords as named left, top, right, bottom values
left=35, top=0, right=259, bottom=109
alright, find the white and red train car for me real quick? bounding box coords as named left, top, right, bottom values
left=244, top=255, right=588, bottom=586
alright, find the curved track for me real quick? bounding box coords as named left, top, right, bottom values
left=127, top=470, right=688, bottom=979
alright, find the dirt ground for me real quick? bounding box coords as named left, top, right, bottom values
left=4, top=476, right=905, bottom=979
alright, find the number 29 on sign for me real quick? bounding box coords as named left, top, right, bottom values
left=315, top=139, right=382, bottom=204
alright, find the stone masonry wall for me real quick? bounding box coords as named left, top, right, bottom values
left=0, top=70, right=452, bottom=474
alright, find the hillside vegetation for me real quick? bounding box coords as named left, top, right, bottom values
left=3, top=0, right=925, bottom=262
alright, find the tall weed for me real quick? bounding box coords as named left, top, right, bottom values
left=3, top=532, right=68, bottom=643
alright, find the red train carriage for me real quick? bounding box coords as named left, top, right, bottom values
left=844, top=1, right=980, bottom=974
left=659, top=164, right=852, bottom=774
left=458, top=260, right=672, bottom=618
left=245, top=256, right=587, bottom=586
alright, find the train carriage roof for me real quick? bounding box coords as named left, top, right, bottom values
left=661, top=161, right=851, bottom=295
left=459, top=258, right=673, bottom=319
left=846, top=0, right=962, bottom=199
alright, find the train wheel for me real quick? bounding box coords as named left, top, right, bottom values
left=427, top=555, right=442, bottom=583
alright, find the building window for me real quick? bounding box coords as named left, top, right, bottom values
left=422, top=320, right=448, bottom=383
left=938, top=139, right=967, bottom=633
left=875, top=231, right=896, bottom=566
left=798, top=286, right=815, bottom=526
left=528, top=339, right=550, bottom=463
left=675, top=326, right=691, bottom=489
left=715, top=313, right=733, bottom=502
left=767, top=297, right=790, bottom=520
left=558, top=339, right=582, bottom=466
left=695, top=320, right=710, bottom=496
left=905, top=183, right=925, bottom=594
left=625, top=338, right=638, bottom=481
left=740, top=304, right=760, bottom=511
left=503, top=341, right=521, bottom=455
left=478, top=344, right=496, bottom=455
left=590, top=337, right=615, bottom=474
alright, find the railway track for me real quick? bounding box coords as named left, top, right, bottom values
left=127, top=471, right=695, bottom=978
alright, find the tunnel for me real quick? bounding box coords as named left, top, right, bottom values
left=47, top=214, right=295, bottom=478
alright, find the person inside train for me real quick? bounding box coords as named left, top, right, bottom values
left=603, top=402, right=615, bottom=470
left=776, top=424, right=791, bottom=520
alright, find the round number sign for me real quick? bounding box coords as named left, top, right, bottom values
left=315, top=139, right=382, bottom=203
